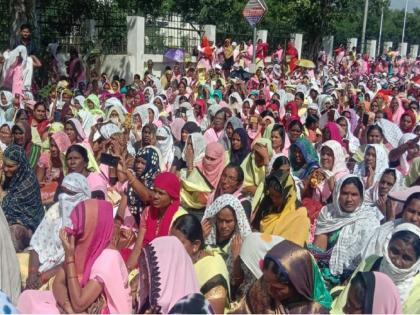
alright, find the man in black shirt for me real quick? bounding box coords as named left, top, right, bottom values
left=12, top=24, right=42, bottom=67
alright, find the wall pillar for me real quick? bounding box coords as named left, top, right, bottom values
left=410, top=44, right=419, bottom=57
left=399, top=42, right=408, bottom=57
left=322, top=36, right=334, bottom=59
left=383, top=41, right=393, bottom=54
left=292, top=33, right=303, bottom=59
left=366, top=39, right=376, bottom=58
left=203, top=25, right=216, bottom=43
left=347, top=38, right=358, bottom=51
left=257, top=29, right=268, bottom=43
left=127, top=16, right=145, bottom=76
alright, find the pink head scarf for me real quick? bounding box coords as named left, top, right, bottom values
left=51, top=131, right=72, bottom=153
left=139, top=236, right=200, bottom=314
left=67, top=118, right=87, bottom=141
left=197, top=142, right=225, bottom=188
left=372, top=272, right=402, bottom=314
left=65, top=199, right=114, bottom=286
left=324, top=122, right=345, bottom=149
left=170, top=118, right=186, bottom=142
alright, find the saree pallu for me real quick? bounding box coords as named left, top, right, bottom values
left=180, top=168, right=212, bottom=211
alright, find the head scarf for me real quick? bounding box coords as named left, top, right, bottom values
left=51, top=131, right=71, bottom=154
left=83, top=94, right=104, bottom=116
left=66, top=118, right=87, bottom=141
left=398, top=133, right=420, bottom=176
left=364, top=168, right=405, bottom=206
left=289, top=138, right=320, bottom=179
left=241, top=138, right=273, bottom=187
left=240, top=232, right=284, bottom=279
left=2, top=144, right=43, bottom=232
left=156, top=125, right=175, bottom=169
left=230, top=128, right=251, bottom=166
left=197, top=142, right=225, bottom=189
left=49, top=122, right=64, bottom=133
left=143, top=172, right=181, bottom=246
left=400, top=110, right=417, bottom=133
left=323, top=122, right=345, bottom=148
left=76, top=110, right=96, bottom=137
left=0, top=91, right=13, bottom=108
left=406, top=156, right=420, bottom=187
left=170, top=118, right=185, bottom=142
left=379, top=223, right=420, bottom=303
left=30, top=173, right=91, bottom=272
left=219, top=116, right=243, bottom=150
left=127, top=147, right=160, bottom=224
left=12, top=121, right=31, bottom=146
left=338, top=116, right=360, bottom=154
left=104, top=97, right=127, bottom=115
left=202, top=194, right=252, bottom=246
left=65, top=199, right=114, bottom=286
left=367, top=272, right=403, bottom=314
left=265, top=240, right=332, bottom=309
left=320, top=140, right=349, bottom=177
left=99, top=123, right=120, bottom=140
left=132, top=105, right=150, bottom=129
left=353, top=144, right=389, bottom=184
left=138, top=236, right=200, bottom=314
left=375, top=118, right=403, bottom=149
left=182, top=133, right=206, bottom=166
left=315, top=175, right=381, bottom=275
left=105, top=105, right=126, bottom=125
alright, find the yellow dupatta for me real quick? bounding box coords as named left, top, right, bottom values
left=180, top=168, right=212, bottom=210
left=241, top=138, right=272, bottom=188
left=255, top=172, right=309, bottom=247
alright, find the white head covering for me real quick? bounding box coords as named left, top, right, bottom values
left=376, top=118, right=403, bottom=149
left=202, top=194, right=251, bottom=246
left=398, top=133, right=420, bottom=175
left=240, top=232, right=284, bottom=279
left=321, top=140, right=349, bottom=177
left=104, top=97, right=128, bottom=114
left=379, top=223, right=420, bottom=303
left=132, top=105, right=149, bottom=128
left=340, top=116, right=360, bottom=154
left=182, top=133, right=206, bottom=166
left=156, top=125, right=174, bottom=170
left=353, top=144, right=390, bottom=184
left=73, top=95, right=86, bottom=107
left=0, top=90, right=13, bottom=108
left=77, top=109, right=96, bottom=137
left=364, top=168, right=405, bottom=206
left=315, top=175, right=381, bottom=275
left=99, top=122, right=121, bottom=140
left=30, top=173, right=90, bottom=272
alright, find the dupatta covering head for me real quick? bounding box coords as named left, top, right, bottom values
left=264, top=240, right=332, bottom=309
left=353, top=144, right=389, bottom=184
left=320, top=140, right=349, bottom=176
left=197, top=142, right=225, bottom=188
left=30, top=173, right=91, bottom=272
left=379, top=223, right=420, bottom=303
left=230, top=128, right=251, bottom=166
left=65, top=199, right=114, bottom=286
left=289, top=137, right=319, bottom=179
left=127, top=147, right=160, bottom=223
left=323, top=122, right=345, bottom=148
left=406, top=156, right=420, bottom=187
left=219, top=116, right=243, bottom=150
left=371, top=272, right=403, bottom=314
left=170, top=118, right=185, bottom=142
left=2, top=144, right=43, bottom=232
left=156, top=125, right=175, bottom=169
left=202, top=194, right=251, bottom=246
left=83, top=94, right=104, bottom=116
left=182, top=133, right=206, bottom=166
left=138, top=236, right=201, bottom=314
left=241, top=138, right=273, bottom=187
left=240, top=232, right=284, bottom=279
left=376, top=118, right=403, bottom=149
left=315, top=175, right=381, bottom=275
left=67, top=118, right=87, bottom=141
left=143, top=172, right=181, bottom=245
left=51, top=131, right=71, bottom=154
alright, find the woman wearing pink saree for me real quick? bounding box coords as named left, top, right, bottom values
left=17, top=199, right=132, bottom=314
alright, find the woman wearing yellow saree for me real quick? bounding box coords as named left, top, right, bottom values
left=251, top=170, right=310, bottom=247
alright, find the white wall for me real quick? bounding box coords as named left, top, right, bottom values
left=100, top=54, right=135, bottom=81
